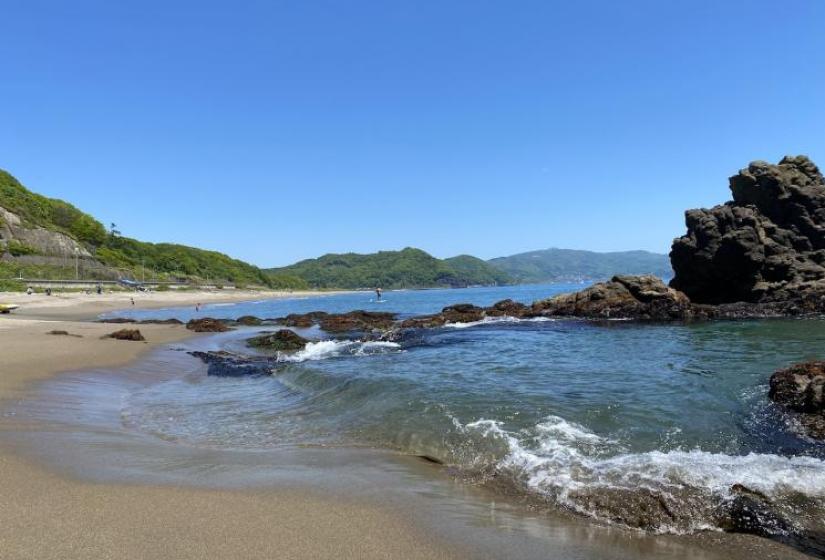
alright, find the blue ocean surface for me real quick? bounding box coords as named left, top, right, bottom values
left=106, top=283, right=825, bottom=533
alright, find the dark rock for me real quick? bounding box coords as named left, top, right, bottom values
left=532, top=275, right=698, bottom=320
left=399, top=314, right=448, bottom=329
left=138, top=318, right=184, bottom=325
left=102, top=329, right=145, bottom=341
left=46, top=329, right=82, bottom=337
left=485, top=299, right=530, bottom=317
left=276, top=311, right=329, bottom=328
left=236, top=315, right=263, bottom=326
left=189, top=350, right=274, bottom=377
left=400, top=304, right=486, bottom=328
left=186, top=318, right=230, bottom=332
left=717, top=485, right=792, bottom=537
left=440, top=304, right=484, bottom=323
left=770, top=361, right=825, bottom=413
left=99, top=317, right=136, bottom=324
left=318, top=310, right=396, bottom=333
left=247, top=329, right=308, bottom=352
left=769, top=361, right=825, bottom=439
left=671, top=156, right=825, bottom=305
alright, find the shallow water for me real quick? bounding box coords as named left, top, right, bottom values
left=9, top=284, right=825, bottom=554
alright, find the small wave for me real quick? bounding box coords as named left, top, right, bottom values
left=279, top=340, right=401, bottom=363
left=445, top=316, right=555, bottom=329
left=463, top=415, right=825, bottom=533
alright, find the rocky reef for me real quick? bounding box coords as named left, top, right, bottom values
left=670, top=156, right=825, bottom=305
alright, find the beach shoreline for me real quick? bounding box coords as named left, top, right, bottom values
left=0, top=290, right=468, bottom=560
left=0, top=291, right=812, bottom=560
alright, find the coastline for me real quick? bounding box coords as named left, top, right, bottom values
left=0, top=291, right=463, bottom=560
left=0, top=292, right=814, bottom=560
left=0, top=288, right=352, bottom=321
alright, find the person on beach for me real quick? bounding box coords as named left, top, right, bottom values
left=26, top=286, right=33, bottom=295
left=130, top=297, right=135, bottom=306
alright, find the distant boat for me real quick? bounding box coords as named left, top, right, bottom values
left=0, top=304, right=20, bottom=314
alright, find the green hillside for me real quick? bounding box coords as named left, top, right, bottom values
left=444, top=255, right=512, bottom=286
left=488, top=248, right=671, bottom=283
left=0, top=169, right=302, bottom=289
left=266, top=248, right=512, bottom=289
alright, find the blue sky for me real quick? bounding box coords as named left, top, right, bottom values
left=2, top=1, right=824, bottom=267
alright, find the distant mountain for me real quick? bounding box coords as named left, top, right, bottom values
left=266, top=248, right=512, bottom=289
left=488, top=248, right=671, bottom=283
left=443, top=255, right=512, bottom=286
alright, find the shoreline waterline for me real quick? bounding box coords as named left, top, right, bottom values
left=0, top=338, right=807, bottom=560
left=0, top=286, right=820, bottom=558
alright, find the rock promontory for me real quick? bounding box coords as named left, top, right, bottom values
left=670, top=156, right=825, bottom=305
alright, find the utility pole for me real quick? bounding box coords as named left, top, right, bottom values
left=142, top=257, right=145, bottom=283
left=74, top=248, right=79, bottom=280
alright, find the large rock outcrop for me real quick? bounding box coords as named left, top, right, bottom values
left=670, top=156, right=825, bottom=304
left=0, top=205, right=92, bottom=258
left=532, top=275, right=698, bottom=320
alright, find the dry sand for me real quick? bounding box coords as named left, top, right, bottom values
left=0, top=292, right=462, bottom=560
left=0, top=287, right=348, bottom=321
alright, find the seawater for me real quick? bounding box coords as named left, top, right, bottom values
left=89, top=284, right=825, bottom=534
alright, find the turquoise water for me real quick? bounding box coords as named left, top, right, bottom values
left=113, top=284, right=825, bottom=533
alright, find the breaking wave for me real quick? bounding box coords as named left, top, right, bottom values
left=279, top=340, right=401, bottom=362
left=462, top=415, right=825, bottom=534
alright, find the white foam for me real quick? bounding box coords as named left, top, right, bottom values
left=445, top=316, right=554, bottom=329
left=279, top=340, right=401, bottom=362
left=464, top=415, right=825, bottom=530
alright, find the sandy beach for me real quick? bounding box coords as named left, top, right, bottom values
left=0, top=291, right=462, bottom=560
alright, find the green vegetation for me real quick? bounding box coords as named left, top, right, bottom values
left=488, top=248, right=672, bottom=283
left=0, top=170, right=106, bottom=245
left=443, top=255, right=512, bottom=286
left=0, top=168, right=281, bottom=288
left=6, top=239, right=38, bottom=256
left=266, top=247, right=512, bottom=289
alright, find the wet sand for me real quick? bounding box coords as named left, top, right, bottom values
left=0, top=295, right=814, bottom=560
left=0, top=295, right=462, bottom=559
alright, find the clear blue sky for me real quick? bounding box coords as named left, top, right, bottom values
left=2, top=1, right=824, bottom=267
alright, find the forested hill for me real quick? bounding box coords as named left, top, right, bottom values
left=0, top=169, right=302, bottom=289
left=488, top=248, right=671, bottom=283
left=265, top=248, right=512, bottom=289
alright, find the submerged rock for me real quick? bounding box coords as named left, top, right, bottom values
left=186, top=317, right=230, bottom=332
left=102, top=328, right=145, bottom=341
left=189, top=350, right=274, bottom=377
left=671, top=156, right=825, bottom=305
left=247, top=329, right=308, bottom=352
left=717, top=484, right=792, bottom=538
left=769, top=361, right=825, bottom=439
